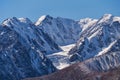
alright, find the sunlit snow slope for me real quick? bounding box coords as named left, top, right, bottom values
left=47, top=44, right=75, bottom=69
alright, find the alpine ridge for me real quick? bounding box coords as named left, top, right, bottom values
left=0, top=17, right=61, bottom=80
left=35, top=15, right=82, bottom=46
left=69, top=14, right=120, bottom=62
left=23, top=14, right=120, bottom=80
left=1, top=14, right=120, bottom=80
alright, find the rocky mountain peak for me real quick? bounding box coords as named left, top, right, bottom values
left=35, top=15, right=53, bottom=26
left=18, top=18, right=32, bottom=24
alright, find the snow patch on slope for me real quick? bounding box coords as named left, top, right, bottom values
left=97, top=40, right=117, bottom=56
left=79, top=18, right=98, bottom=32
left=98, top=14, right=113, bottom=24
left=47, top=44, right=75, bottom=69
left=35, top=15, right=47, bottom=26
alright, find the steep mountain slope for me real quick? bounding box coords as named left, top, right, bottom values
left=0, top=17, right=60, bottom=80
left=35, top=15, right=82, bottom=46
left=23, top=51, right=120, bottom=80
left=35, top=15, right=98, bottom=69
left=2, top=17, right=61, bottom=55
left=69, top=14, right=120, bottom=62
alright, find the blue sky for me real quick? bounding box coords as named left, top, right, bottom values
left=0, top=0, right=120, bottom=23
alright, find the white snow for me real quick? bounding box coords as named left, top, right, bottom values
left=97, top=40, right=117, bottom=56
left=35, top=15, right=47, bottom=26
left=47, top=44, right=75, bottom=69
left=113, top=17, right=120, bottom=22
left=79, top=18, right=98, bottom=32
left=0, top=32, right=5, bottom=35
left=60, top=44, right=75, bottom=55
left=98, top=14, right=112, bottom=24
left=18, top=18, right=32, bottom=24
left=88, top=29, right=101, bottom=40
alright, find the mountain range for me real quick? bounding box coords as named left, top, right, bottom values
left=0, top=14, right=120, bottom=80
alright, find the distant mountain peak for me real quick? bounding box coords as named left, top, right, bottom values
left=80, top=18, right=93, bottom=23
left=98, top=14, right=113, bottom=24
left=103, top=14, right=112, bottom=17
left=2, top=17, right=32, bottom=27
left=18, top=17, right=32, bottom=24
left=2, top=17, right=19, bottom=26
left=35, top=15, right=53, bottom=26
left=79, top=18, right=98, bottom=25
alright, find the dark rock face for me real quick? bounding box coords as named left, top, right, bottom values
left=0, top=17, right=59, bottom=80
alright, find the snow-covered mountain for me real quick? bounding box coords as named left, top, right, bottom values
left=35, top=15, right=82, bottom=46
left=0, top=17, right=62, bottom=80
left=0, top=15, right=85, bottom=80
left=31, top=14, right=120, bottom=80
left=2, top=17, right=61, bottom=55
left=69, top=14, right=120, bottom=62
left=1, top=14, right=120, bottom=80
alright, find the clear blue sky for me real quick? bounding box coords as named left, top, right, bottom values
left=0, top=0, right=120, bottom=23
